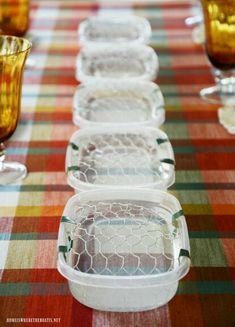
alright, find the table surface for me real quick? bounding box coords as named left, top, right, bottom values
left=0, top=1, right=235, bottom=326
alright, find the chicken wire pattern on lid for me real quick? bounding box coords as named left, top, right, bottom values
left=78, top=15, right=152, bottom=44
left=59, top=200, right=188, bottom=277
left=76, top=44, right=159, bottom=82
left=57, top=190, right=190, bottom=311
left=66, top=127, right=175, bottom=190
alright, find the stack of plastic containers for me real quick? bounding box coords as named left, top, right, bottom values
left=57, top=15, right=190, bottom=312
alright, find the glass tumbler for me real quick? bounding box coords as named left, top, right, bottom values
left=0, top=0, right=30, bottom=36
left=0, top=35, right=31, bottom=184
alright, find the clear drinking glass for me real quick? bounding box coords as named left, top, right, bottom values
left=0, top=35, right=31, bottom=184
left=0, top=0, right=30, bottom=37
left=200, top=0, right=235, bottom=104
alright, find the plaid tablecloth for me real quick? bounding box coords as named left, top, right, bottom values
left=0, top=0, right=235, bottom=326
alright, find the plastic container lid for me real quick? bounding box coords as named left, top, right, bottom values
left=66, top=126, right=175, bottom=192
left=75, top=44, right=159, bottom=82
left=73, top=80, right=165, bottom=128
left=57, top=188, right=190, bottom=311
left=78, top=15, right=152, bottom=45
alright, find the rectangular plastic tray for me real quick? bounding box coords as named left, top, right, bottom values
left=78, top=15, right=152, bottom=45
left=57, top=189, right=190, bottom=311
left=66, top=126, right=175, bottom=191
left=76, top=44, right=159, bottom=82
left=73, top=80, right=165, bottom=128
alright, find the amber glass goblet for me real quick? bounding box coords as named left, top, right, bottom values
left=200, top=0, right=235, bottom=104
left=0, top=35, right=31, bottom=184
left=0, top=0, right=29, bottom=37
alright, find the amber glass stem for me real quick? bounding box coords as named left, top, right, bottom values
left=214, top=70, right=235, bottom=95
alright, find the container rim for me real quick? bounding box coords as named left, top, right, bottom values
left=58, top=253, right=190, bottom=288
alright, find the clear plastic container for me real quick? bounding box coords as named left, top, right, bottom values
left=57, top=188, right=190, bottom=312
left=78, top=15, right=152, bottom=45
left=76, top=44, right=159, bottom=82
left=66, top=126, right=175, bottom=192
left=73, top=80, right=165, bottom=128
